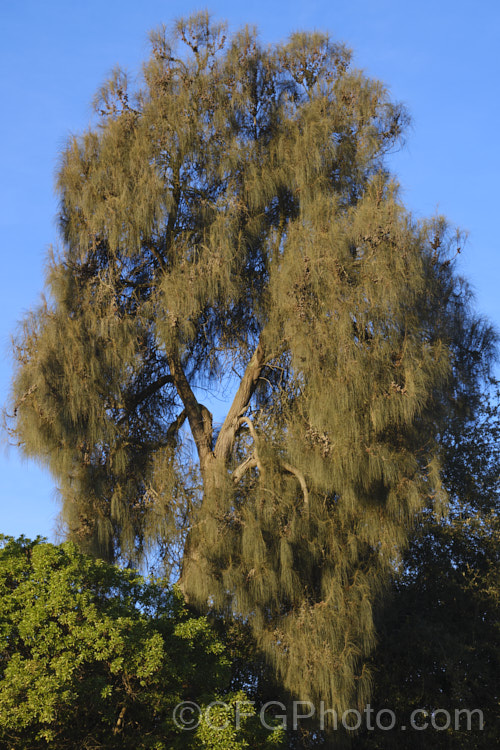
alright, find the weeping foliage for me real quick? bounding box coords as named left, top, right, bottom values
left=7, top=13, right=494, bottom=716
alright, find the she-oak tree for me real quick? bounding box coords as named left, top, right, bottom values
left=8, top=13, right=493, bottom=715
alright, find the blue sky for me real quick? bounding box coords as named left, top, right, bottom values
left=1, top=0, right=499, bottom=541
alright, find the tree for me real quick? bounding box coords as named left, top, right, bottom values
left=352, top=386, right=500, bottom=749
left=0, top=535, right=284, bottom=749
left=7, top=13, right=494, bottom=715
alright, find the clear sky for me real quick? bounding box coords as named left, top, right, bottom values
left=1, top=0, right=499, bottom=541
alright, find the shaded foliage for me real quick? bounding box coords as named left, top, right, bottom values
left=352, top=387, right=500, bottom=749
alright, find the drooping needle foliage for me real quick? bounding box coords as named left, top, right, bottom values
left=8, top=13, right=496, bottom=714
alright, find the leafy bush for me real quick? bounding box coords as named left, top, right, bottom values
left=0, top=535, right=284, bottom=749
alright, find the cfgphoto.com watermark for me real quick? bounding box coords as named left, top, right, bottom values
left=172, top=700, right=484, bottom=733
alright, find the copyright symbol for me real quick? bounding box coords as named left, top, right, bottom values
left=173, top=701, right=201, bottom=730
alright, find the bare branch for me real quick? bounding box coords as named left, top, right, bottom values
left=238, top=416, right=264, bottom=473
left=232, top=454, right=258, bottom=484
left=214, top=340, right=266, bottom=462
left=238, top=415, right=258, bottom=443
left=282, top=462, right=309, bottom=507
left=167, top=346, right=213, bottom=465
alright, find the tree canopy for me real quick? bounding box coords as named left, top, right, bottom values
left=358, top=386, right=500, bottom=749
left=0, top=535, right=284, bottom=749
left=8, top=13, right=496, bottom=715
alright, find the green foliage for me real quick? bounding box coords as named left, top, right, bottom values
left=0, top=535, right=282, bottom=749
left=7, top=12, right=496, bottom=715
left=195, top=691, right=285, bottom=750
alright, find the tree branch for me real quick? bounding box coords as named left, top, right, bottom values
left=282, top=462, right=309, bottom=507
left=238, top=415, right=258, bottom=442
left=12, top=384, right=38, bottom=416
left=238, top=416, right=264, bottom=473
left=148, top=241, right=167, bottom=272
left=166, top=408, right=187, bottom=447
left=125, top=375, right=173, bottom=412
left=214, top=341, right=266, bottom=463
left=232, top=454, right=258, bottom=484
left=113, top=705, right=127, bottom=735
left=167, top=346, right=213, bottom=465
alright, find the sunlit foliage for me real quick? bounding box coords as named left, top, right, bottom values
left=0, top=535, right=284, bottom=749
